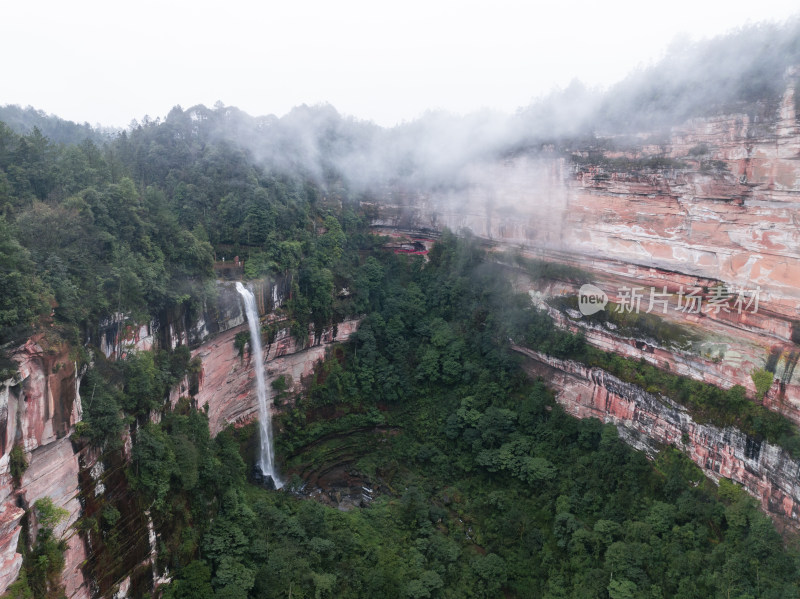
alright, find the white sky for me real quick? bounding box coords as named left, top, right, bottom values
left=2, top=0, right=799, bottom=128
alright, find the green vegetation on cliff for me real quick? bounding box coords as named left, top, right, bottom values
left=3, top=498, right=70, bottom=599
left=0, top=109, right=378, bottom=599
left=517, top=304, right=800, bottom=456
left=148, top=234, right=800, bottom=598
left=0, top=111, right=374, bottom=351
left=3, top=106, right=800, bottom=598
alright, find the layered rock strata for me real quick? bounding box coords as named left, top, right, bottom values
left=0, top=276, right=355, bottom=596
left=188, top=318, right=360, bottom=435
left=0, top=337, right=88, bottom=597
left=515, top=345, right=800, bottom=529
left=371, top=78, right=800, bottom=425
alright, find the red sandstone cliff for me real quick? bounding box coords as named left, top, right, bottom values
left=0, top=275, right=357, bottom=596
left=0, top=336, right=89, bottom=598
left=1, top=77, right=797, bottom=596
left=515, top=345, right=800, bottom=530
left=368, top=79, right=800, bottom=536
left=376, top=78, right=800, bottom=320
left=185, top=318, right=360, bottom=435
left=373, top=76, right=800, bottom=425
left=508, top=272, right=800, bottom=424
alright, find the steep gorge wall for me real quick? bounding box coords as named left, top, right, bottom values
left=515, top=345, right=800, bottom=530
left=0, top=335, right=161, bottom=599
left=369, top=81, right=800, bottom=536
left=93, top=275, right=291, bottom=360
left=186, top=317, right=360, bottom=435
left=0, top=337, right=88, bottom=598
left=0, top=275, right=356, bottom=596
left=163, top=278, right=361, bottom=434
left=372, top=77, right=800, bottom=422
left=512, top=273, right=800, bottom=423
left=375, top=79, right=800, bottom=322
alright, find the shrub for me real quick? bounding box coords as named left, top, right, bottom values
left=751, top=368, right=774, bottom=399
left=234, top=331, right=249, bottom=359
left=9, top=443, right=28, bottom=488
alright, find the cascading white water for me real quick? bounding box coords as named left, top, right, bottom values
left=236, top=282, right=283, bottom=489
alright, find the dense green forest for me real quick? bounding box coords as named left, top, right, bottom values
left=131, top=235, right=800, bottom=598
left=0, top=107, right=372, bottom=348
left=2, top=102, right=800, bottom=599
left=0, top=108, right=373, bottom=598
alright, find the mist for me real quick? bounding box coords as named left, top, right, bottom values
left=6, top=16, right=794, bottom=213
left=139, top=17, right=796, bottom=204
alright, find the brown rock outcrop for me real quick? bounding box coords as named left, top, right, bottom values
left=187, top=319, right=360, bottom=435
left=0, top=273, right=311, bottom=596
left=511, top=271, right=800, bottom=423
left=372, top=78, right=800, bottom=426
left=1, top=336, right=81, bottom=459
left=0, top=336, right=88, bottom=598
left=21, top=437, right=88, bottom=599
left=0, top=502, right=24, bottom=593
left=515, top=345, right=800, bottom=529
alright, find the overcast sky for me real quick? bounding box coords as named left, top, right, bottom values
left=2, top=0, right=799, bottom=128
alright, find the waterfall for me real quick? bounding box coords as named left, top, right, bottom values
left=236, top=282, right=283, bottom=489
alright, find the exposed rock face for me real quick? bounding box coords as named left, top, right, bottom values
left=97, top=313, right=155, bottom=360
left=377, top=151, right=800, bottom=330
left=372, top=78, right=800, bottom=426
left=512, top=272, right=800, bottom=423
left=0, top=336, right=88, bottom=598
left=0, top=502, right=24, bottom=593
left=94, top=276, right=291, bottom=359
left=0, top=81, right=796, bottom=595
left=76, top=443, right=153, bottom=599
left=371, top=86, right=800, bottom=533
left=164, top=278, right=289, bottom=350
left=0, top=276, right=300, bottom=596
left=0, top=336, right=81, bottom=458
left=189, top=318, right=360, bottom=435
left=515, top=345, right=800, bottom=529
left=376, top=81, right=800, bottom=323
left=22, top=437, right=88, bottom=599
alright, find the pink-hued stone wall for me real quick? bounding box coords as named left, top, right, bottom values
left=373, top=79, right=800, bottom=322
left=371, top=78, right=800, bottom=429
left=0, top=275, right=313, bottom=596
left=508, top=270, right=800, bottom=424
left=515, top=345, right=800, bottom=531
left=0, top=335, right=89, bottom=597
left=186, top=318, right=360, bottom=435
